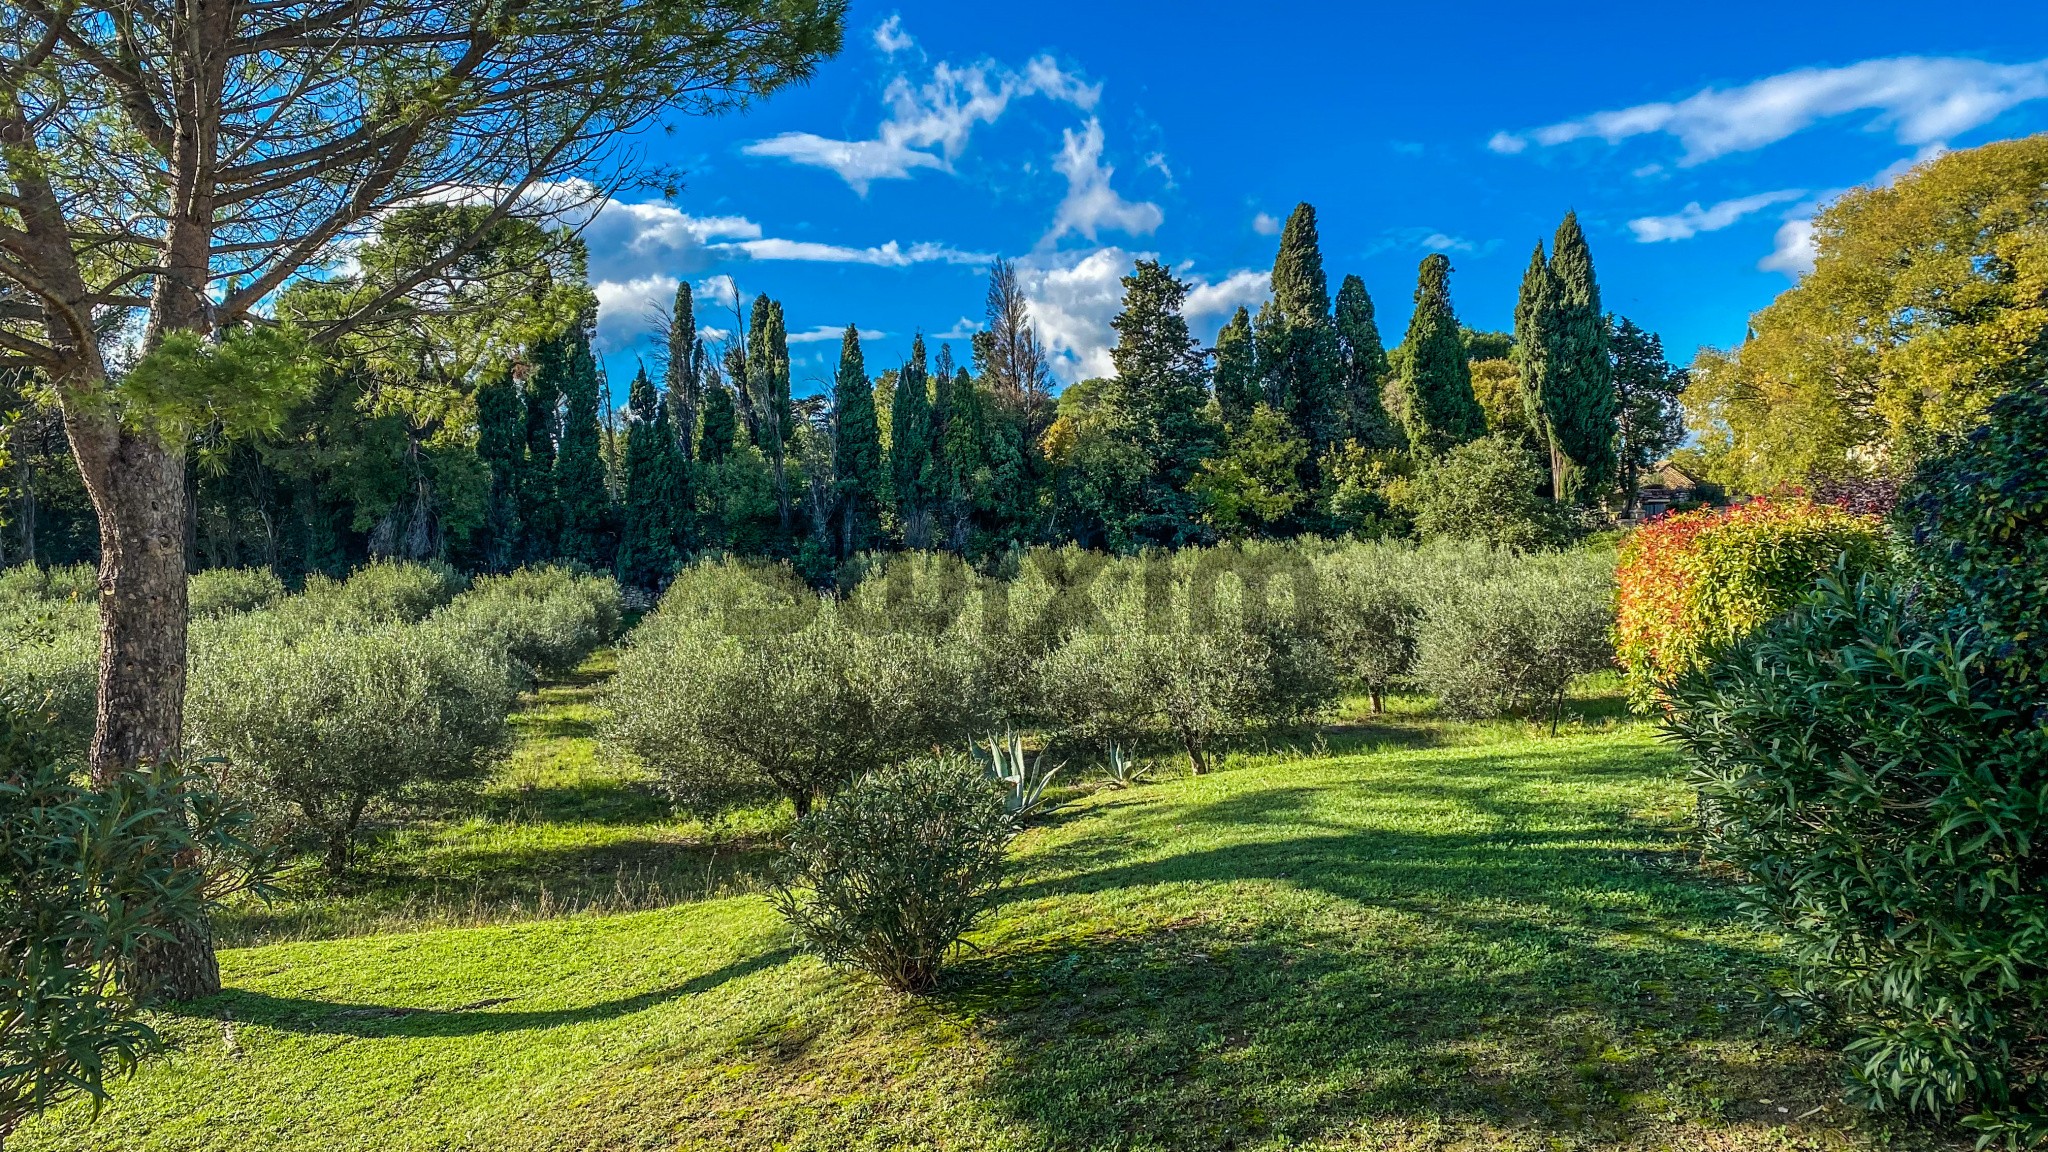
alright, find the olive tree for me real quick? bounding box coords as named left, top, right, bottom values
left=0, top=0, right=843, bottom=997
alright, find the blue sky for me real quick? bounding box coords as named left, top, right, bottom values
left=581, top=0, right=2048, bottom=398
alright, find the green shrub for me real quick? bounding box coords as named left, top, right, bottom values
left=292, top=560, right=463, bottom=627
left=1405, top=433, right=1577, bottom=551
left=0, top=593, right=99, bottom=757
left=3, top=705, right=270, bottom=1142
left=186, top=568, right=286, bottom=619
left=1037, top=555, right=1336, bottom=772
left=1902, top=380, right=2048, bottom=697
left=771, top=758, right=1013, bottom=993
left=1412, top=551, right=1615, bottom=722
left=1668, top=572, right=2048, bottom=1141
left=0, top=564, right=97, bottom=608
left=1312, top=541, right=1425, bottom=712
left=605, top=598, right=973, bottom=816
left=431, top=567, right=623, bottom=685
left=185, top=613, right=513, bottom=873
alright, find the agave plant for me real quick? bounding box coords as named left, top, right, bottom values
left=1099, top=741, right=1151, bottom=790
left=976, top=727, right=1063, bottom=819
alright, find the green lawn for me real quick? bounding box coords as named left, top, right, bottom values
left=16, top=682, right=1960, bottom=1150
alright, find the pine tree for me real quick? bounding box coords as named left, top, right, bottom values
left=831, top=326, right=884, bottom=558
left=475, top=365, right=525, bottom=572
left=1334, top=275, right=1399, bottom=450
left=1106, top=259, right=1218, bottom=546
left=554, top=317, right=614, bottom=567
left=519, top=334, right=565, bottom=562
left=1393, top=254, right=1486, bottom=454
left=1213, top=306, right=1260, bottom=430
left=1541, top=212, right=1618, bottom=504
left=616, top=363, right=685, bottom=588
left=1267, top=203, right=1346, bottom=462
left=890, top=336, right=936, bottom=549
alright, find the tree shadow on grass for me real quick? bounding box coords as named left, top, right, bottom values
left=175, top=947, right=799, bottom=1040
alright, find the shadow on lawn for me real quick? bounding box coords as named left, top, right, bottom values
left=943, top=751, right=1869, bottom=1149
left=181, top=948, right=799, bottom=1039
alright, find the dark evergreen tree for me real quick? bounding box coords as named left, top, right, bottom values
left=665, top=283, right=702, bottom=461
left=1267, top=203, right=1346, bottom=462
left=698, top=371, right=736, bottom=464
left=890, top=335, right=936, bottom=549
left=1393, top=254, right=1486, bottom=454
left=616, top=363, right=686, bottom=588
left=1609, top=315, right=1688, bottom=517
left=1334, top=274, right=1399, bottom=450
left=519, top=335, right=565, bottom=561
left=1513, top=242, right=1563, bottom=498
left=1213, top=306, right=1260, bottom=430
left=831, top=326, right=884, bottom=558
left=1541, top=212, right=1618, bottom=503
left=1105, top=260, right=1218, bottom=546
left=554, top=318, right=614, bottom=567
left=474, top=365, right=525, bottom=572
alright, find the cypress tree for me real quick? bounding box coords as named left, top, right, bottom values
left=1541, top=212, right=1618, bottom=503
left=1393, top=254, right=1486, bottom=454
left=616, top=363, right=684, bottom=588
left=1334, top=274, right=1399, bottom=450
left=831, top=326, right=884, bottom=558
left=1514, top=242, right=1564, bottom=498
left=1106, top=259, right=1218, bottom=546
left=698, top=375, right=736, bottom=464
left=1267, top=203, right=1346, bottom=462
left=666, top=283, right=701, bottom=461
left=1213, top=306, right=1260, bottom=430
left=890, top=335, right=935, bottom=549
left=554, top=318, right=614, bottom=567
left=938, top=365, right=984, bottom=553
left=519, top=334, right=565, bottom=562
left=475, top=365, right=525, bottom=572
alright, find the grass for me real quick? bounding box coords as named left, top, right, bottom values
left=212, top=651, right=783, bottom=948
left=17, top=676, right=1963, bottom=1151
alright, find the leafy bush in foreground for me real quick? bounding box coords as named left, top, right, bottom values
left=1616, top=495, right=1890, bottom=709
left=187, top=567, right=286, bottom=619
left=186, top=613, right=512, bottom=872
left=3, top=705, right=270, bottom=1143
left=1312, top=541, right=1425, bottom=713
left=772, top=758, right=1013, bottom=993
left=1901, top=379, right=2048, bottom=698
left=1405, top=433, right=1578, bottom=552
left=1669, top=572, right=2048, bottom=1142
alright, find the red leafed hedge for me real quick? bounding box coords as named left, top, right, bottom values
left=1615, top=495, right=1891, bottom=709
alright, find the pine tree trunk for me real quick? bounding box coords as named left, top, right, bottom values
left=63, top=403, right=220, bottom=1002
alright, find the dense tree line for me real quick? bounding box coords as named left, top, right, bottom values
left=1, top=202, right=1686, bottom=589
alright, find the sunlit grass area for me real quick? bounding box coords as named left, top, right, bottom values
left=17, top=674, right=1959, bottom=1151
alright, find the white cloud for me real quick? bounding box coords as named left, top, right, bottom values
left=1182, top=269, right=1271, bottom=321
left=591, top=275, right=682, bottom=350
left=714, top=238, right=991, bottom=267
left=695, top=275, right=740, bottom=309
left=697, top=325, right=733, bottom=344
left=937, top=317, right=984, bottom=340
left=1490, top=55, right=2048, bottom=164
left=1758, top=217, right=1818, bottom=277
left=788, top=325, right=885, bottom=344
left=1252, top=212, right=1281, bottom=236
left=873, top=15, right=915, bottom=56
left=1628, top=189, right=1807, bottom=242
left=1421, top=232, right=1476, bottom=253
left=1043, top=119, right=1165, bottom=245
left=1013, top=248, right=1266, bottom=383
left=744, top=54, right=1099, bottom=193
left=1144, top=151, right=1176, bottom=187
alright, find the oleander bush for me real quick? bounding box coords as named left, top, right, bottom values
left=1668, top=571, right=2048, bottom=1142
left=1615, top=495, right=1891, bottom=710
left=3, top=703, right=270, bottom=1143
left=771, top=757, right=1014, bottom=994
left=186, top=611, right=514, bottom=873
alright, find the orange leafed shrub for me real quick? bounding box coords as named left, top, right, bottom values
left=1615, top=495, right=1891, bottom=709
